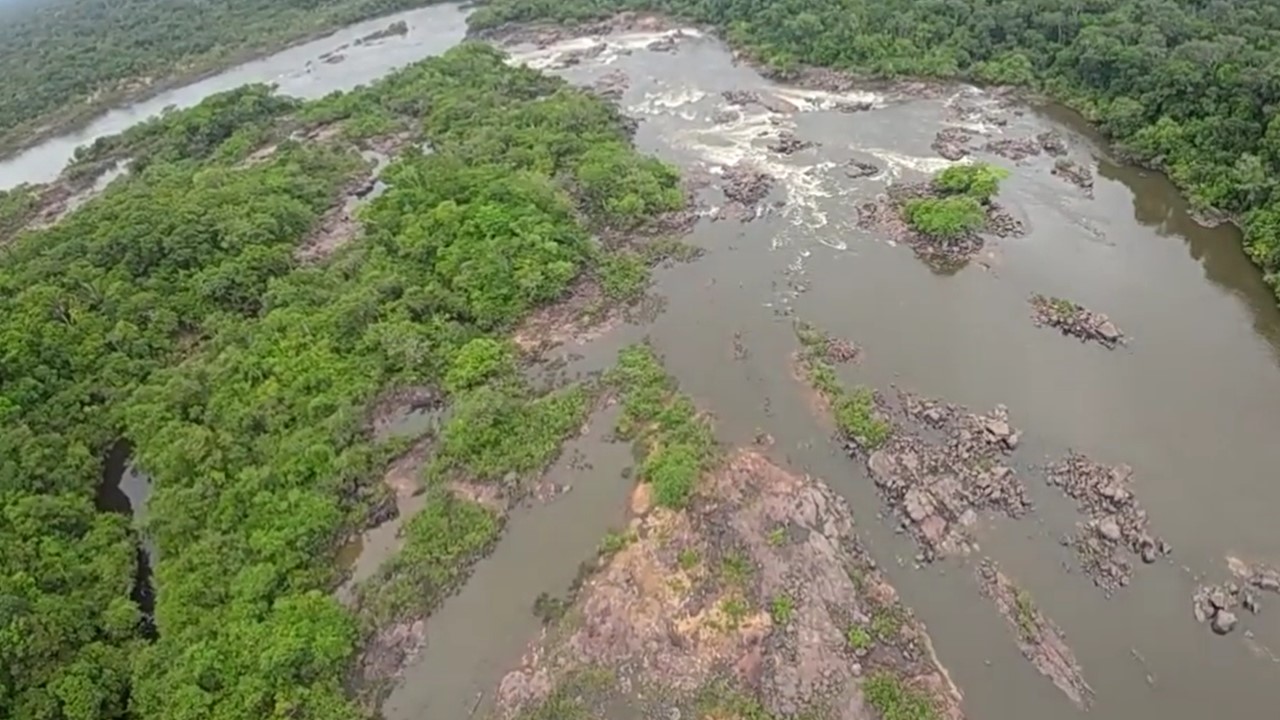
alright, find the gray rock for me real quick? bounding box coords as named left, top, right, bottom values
left=1096, top=321, right=1121, bottom=343
left=1211, top=610, right=1238, bottom=635
left=1096, top=517, right=1122, bottom=542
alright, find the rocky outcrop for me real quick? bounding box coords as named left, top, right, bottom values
left=844, top=158, right=881, bottom=179
left=1029, top=294, right=1125, bottom=348
left=1045, top=453, right=1170, bottom=594
left=1037, top=131, right=1069, bottom=157
left=494, top=450, right=964, bottom=720
left=719, top=162, right=775, bottom=220
left=590, top=69, right=629, bottom=100
left=983, top=137, right=1041, bottom=162
left=977, top=560, right=1093, bottom=708
left=768, top=130, right=815, bottom=155
left=863, top=392, right=1030, bottom=561
left=931, top=127, right=974, bottom=161
left=1051, top=159, right=1094, bottom=196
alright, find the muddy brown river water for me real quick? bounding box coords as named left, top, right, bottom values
left=16, top=6, right=1280, bottom=720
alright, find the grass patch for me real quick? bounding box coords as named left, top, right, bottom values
left=720, top=596, right=751, bottom=630
left=1014, top=588, right=1039, bottom=641
left=678, top=547, right=700, bottom=571
left=720, top=550, right=753, bottom=587
left=598, top=528, right=638, bottom=557
left=833, top=387, right=891, bottom=450
left=609, top=344, right=718, bottom=509
left=694, top=681, right=775, bottom=720
left=846, top=623, right=873, bottom=652
left=518, top=667, right=616, bottom=720
left=357, top=488, right=500, bottom=627
left=769, top=594, right=795, bottom=625
left=767, top=526, right=788, bottom=547
left=871, top=605, right=905, bottom=641
left=863, top=672, right=938, bottom=720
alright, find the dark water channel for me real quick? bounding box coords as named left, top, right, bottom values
left=96, top=441, right=157, bottom=631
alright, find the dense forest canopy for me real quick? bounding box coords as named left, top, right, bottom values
left=472, top=0, right=1280, bottom=295
left=0, top=0, right=445, bottom=152
left=0, top=41, right=682, bottom=720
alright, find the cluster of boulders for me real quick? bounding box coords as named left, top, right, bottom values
left=768, top=130, right=815, bottom=155
left=718, top=162, right=775, bottom=220
left=843, top=158, right=880, bottom=179
left=931, top=127, right=974, bottom=160
left=590, top=69, right=629, bottom=100
left=1192, top=582, right=1261, bottom=635
left=863, top=393, right=1031, bottom=561
left=1029, top=294, right=1125, bottom=348
left=983, top=137, right=1042, bottom=162
left=1037, top=131, right=1068, bottom=157
left=1052, top=159, right=1094, bottom=196
left=1045, top=453, right=1170, bottom=594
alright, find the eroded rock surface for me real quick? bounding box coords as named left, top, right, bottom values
left=1045, top=453, right=1170, bottom=594
left=494, top=450, right=964, bottom=720
left=1029, top=294, right=1125, bottom=348
left=977, top=559, right=1093, bottom=708
left=768, top=130, right=815, bottom=155
left=863, top=392, right=1030, bottom=560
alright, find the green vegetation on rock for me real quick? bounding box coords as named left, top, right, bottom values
left=863, top=671, right=938, bottom=720
left=794, top=322, right=890, bottom=450
left=0, top=42, right=683, bottom=720
left=903, top=162, right=1007, bottom=239
left=609, top=344, right=717, bottom=509
left=471, top=0, right=1280, bottom=298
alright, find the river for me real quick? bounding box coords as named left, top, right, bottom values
left=0, top=3, right=470, bottom=190
left=19, top=6, right=1280, bottom=720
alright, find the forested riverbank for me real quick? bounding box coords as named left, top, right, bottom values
left=469, top=0, right=1280, bottom=298
left=0, top=42, right=685, bottom=720
left=0, top=0, right=456, bottom=157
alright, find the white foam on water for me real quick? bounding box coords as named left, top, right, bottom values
left=860, top=147, right=960, bottom=177
left=773, top=86, right=885, bottom=112
left=505, top=28, right=704, bottom=70
left=631, top=88, right=708, bottom=115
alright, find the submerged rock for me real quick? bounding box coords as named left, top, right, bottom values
left=1029, top=294, right=1125, bottom=349
left=976, top=559, right=1094, bottom=709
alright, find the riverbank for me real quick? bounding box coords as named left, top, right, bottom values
left=0, top=1, right=457, bottom=162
